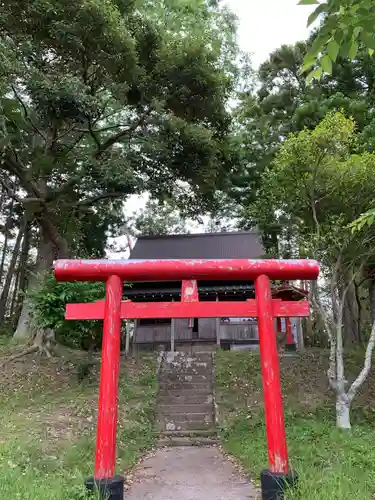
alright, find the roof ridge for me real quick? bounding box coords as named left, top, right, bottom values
left=129, top=230, right=264, bottom=260
left=135, top=230, right=259, bottom=240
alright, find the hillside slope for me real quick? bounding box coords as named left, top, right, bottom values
left=216, top=349, right=375, bottom=500
left=0, top=347, right=157, bottom=499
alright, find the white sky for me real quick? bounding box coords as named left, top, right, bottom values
left=111, top=0, right=315, bottom=255
left=227, top=0, right=315, bottom=68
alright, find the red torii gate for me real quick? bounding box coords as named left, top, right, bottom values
left=54, top=258, right=319, bottom=500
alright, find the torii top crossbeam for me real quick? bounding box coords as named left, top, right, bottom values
left=54, top=258, right=319, bottom=282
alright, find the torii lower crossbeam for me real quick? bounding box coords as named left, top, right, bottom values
left=65, top=299, right=309, bottom=320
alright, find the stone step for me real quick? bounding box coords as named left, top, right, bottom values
left=159, top=429, right=218, bottom=438
left=157, top=436, right=218, bottom=448
left=156, top=420, right=215, bottom=431
left=158, top=403, right=213, bottom=415
left=160, top=374, right=211, bottom=381
left=159, top=387, right=212, bottom=397
left=159, top=374, right=211, bottom=384
left=158, top=394, right=213, bottom=405
left=157, top=412, right=214, bottom=424
left=161, top=377, right=211, bottom=384
left=158, top=381, right=212, bottom=391
left=164, top=355, right=213, bottom=362
left=163, top=360, right=212, bottom=368
left=163, top=363, right=213, bottom=369
left=157, top=351, right=216, bottom=434
left=162, top=363, right=212, bottom=375
left=161, top=366, right=212, bottom=374
left=164, top=354, right=213, bottom=361
left=165, top=352, right=212, bottom=359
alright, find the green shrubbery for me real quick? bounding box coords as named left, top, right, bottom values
left=30, top=275, right=105, bottom=350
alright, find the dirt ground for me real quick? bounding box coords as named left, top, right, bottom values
left=126, top=446, right=259, bottom=500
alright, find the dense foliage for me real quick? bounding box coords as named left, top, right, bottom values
left=0, top=0, right=244, bottom=338
left=30, top=275, right=105, bottom=349
left=0, top=0, right=374, bottom=358
left=299, top=0, right=375, bottom=81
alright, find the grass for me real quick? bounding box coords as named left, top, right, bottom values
left=0, top=346, right=157, bottom=499
left=216, top=349, right=375, bottom=500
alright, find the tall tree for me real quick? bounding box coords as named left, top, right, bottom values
left=125, top=199, right=188, bottom=237
left=250, top=112, right=375, bottom=428
left=233, top=38, right=375, bottom=248
left=0, top=0, right=241, bottom=338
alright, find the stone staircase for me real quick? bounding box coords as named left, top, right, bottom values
left=156, top=351, right=218, bottom=447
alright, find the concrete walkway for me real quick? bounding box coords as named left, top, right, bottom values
left=126, top=446, right=258, bottom=500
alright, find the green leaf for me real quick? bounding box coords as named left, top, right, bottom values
left=353, top=26, right=362, bottom=39
left=298, top=0, right=319, bottom=4
left=306, top=67, right=322, bottom=84
left=340, top=40, right=352, bottom=58
left=333, top=30, right=344, bottom=45
left=361, top=18, right=375, bottom=33
left=310, top=30, right=332, bottom=57
left=357, top=7, right=369, bottom=16
left=361, top=32, right=375, bottom=50
left=301, top=53, right=317, bottom=73
left=369, top=48, right=375, bottom=56
left=321, top=54, right=332, bottom=74
left=307, top=3, right=328, bottom=27
left=327, top=40, right=339, bottom=61
left=348, top=40, right=358, bottom=59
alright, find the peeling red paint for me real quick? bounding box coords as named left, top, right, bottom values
left=181, top=280, right=198, bottom=330
left=273, top=454, right=288, bottom=474
left=54, top=258, right=319, bottom=282
left=181, top=280, right=199, bottom=302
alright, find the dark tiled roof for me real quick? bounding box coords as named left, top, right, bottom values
left=129, top=231, right=264, bottom=260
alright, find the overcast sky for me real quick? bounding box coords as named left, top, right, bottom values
left=226, top=0, right=314, bottom=67
left=113, top=1, right=315, bottom=252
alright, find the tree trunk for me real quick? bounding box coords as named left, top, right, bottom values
left=0, top=220, right=24, bottom=322
left=13, top=219, right=69, bottom=340
left=341, top=280, right=360, bottom=345
left=336, top=394, right=351, bottom=429
left=0, top=216, right=11, bottom=286
left=354, top=280, right=362, bottom=343
left=0, top=198, right=14, bottom=284
left=369, top=278, right=375, bottom=325
left=295, top=317, right=305, bottom=351
left=12, top=219, right=31, bottom=328
left=10, top=267, right=20, bottom=318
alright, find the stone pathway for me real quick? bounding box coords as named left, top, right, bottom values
left=126, top=446, right=258, bottom=500
left=156, top=351, right=216, bottom=443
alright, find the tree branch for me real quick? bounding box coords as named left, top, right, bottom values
left=3, top=153, right=43, bottom=200
left=0, top=176, right=22, bottom=203
left=95, top=109, right=151, bottom=158
left=76, top=123, right=128, bottom=133
left=60, top=132, right=86, bottom=155
left=335, top=281, right=350, bottom=392
left=347, top=319, right=375, bottom=403
left=11, top=85, right=46, bottom=142
left=74, top=192, right=124, bottom=207
left=310, top=279, right=337, bottom=390
left=310, top=150, right=325, bottom=240
left=88, top=117, right=101, bottom=149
